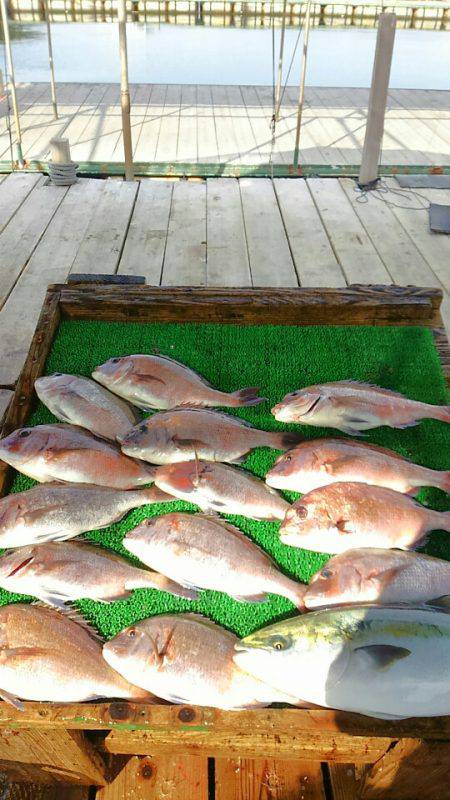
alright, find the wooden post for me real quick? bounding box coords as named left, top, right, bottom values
left=274, top=0, right=288, bottom=120
left=0, top=0, right=24, bottom=165
left=293, top=0, right=312, bottom=168
left=117, top=0, right=134, bottom=181
left=358, top=12, right=396, bottom=188
left=43, top=0, right=58, bottom=119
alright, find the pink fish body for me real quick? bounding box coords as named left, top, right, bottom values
left=266, top=438, right=450, bottom=495
left=272, top=381, right=450, bottom=435
left=280, top=482, right=450, bottom=552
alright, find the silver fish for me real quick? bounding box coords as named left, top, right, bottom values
left=93, top=354, right=264, bottom=410
left=0, top=541, right=198, bottom=606
left=0, top=603, right=152, bottom=709
left=304, top=548, right=450, bottom=609
left=272, top=381, right=450, bottom=435
left=154, top=460, right=290, bottom=520
left=124, top=512, right=306, bottom=608
left=0, top=483, right=171, bottom=547
left=119, top=407, right=301, bottom=465
left=103, top=613, right=302, bottom=709
left=234, top=604, right=450, bottom=719
left=35, top=373, right=139, bottom=441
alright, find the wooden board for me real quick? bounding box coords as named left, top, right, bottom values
left=215, top=758, right=326, bottom=800
left=0, top=173, right=41, bottom=234
left=0, top=778, right=89, bottom=800
left=162, top=180, right=207, bottom=286
left=206, top=178, right=251, bottom=287
left=96, top=754, right=209, bottom=800
left=119, top=179, right=173, bottom=283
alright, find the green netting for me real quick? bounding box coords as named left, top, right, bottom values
left=2, top=320, right=449, bottom=639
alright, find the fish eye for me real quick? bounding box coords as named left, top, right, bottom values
left=321, top=568, right=333, bottom=579
left=269, top=636, right=288, bottom=651
left=128, top=627, right=137, bottom=638
left=284, top=455, right=292, bottom=462
left=110, top=358, right=121, bottom=364
left=19, top=430, right=31, bottom=439
left=52, top=372, right=63, bottom=377
left=295, top=505, right=308, bottom=519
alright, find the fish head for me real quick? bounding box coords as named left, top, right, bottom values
left=92, top=357, right=134, bottom=388
left=0, top=546, right=37, bottom=584
left=272, top=390, right=321, bottom=423
left=279, top=494, right=328, bottom=547
left=304, top=553, right=365, bottom=608
left=103, top=617, right=178, bottom=676
left=119, top=420, right=166, bottom=459
left=35, top=373, right=72, bottom=399
left=266, top=450, right=299, bottom=489
left=0, top=427, right=51, bottom=467
left=122, top=516, right=165, bottom=556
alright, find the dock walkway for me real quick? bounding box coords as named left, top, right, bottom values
left=0, top=172, right=448, bottom=409
left=1, top=83, right=450, bottom=168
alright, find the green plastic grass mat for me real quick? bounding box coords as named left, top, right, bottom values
left=2, top=320, right=449, bottom=640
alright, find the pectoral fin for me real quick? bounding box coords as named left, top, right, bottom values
left=0, top=646, right=49, bottom=663
left=171, top=436, right=207, bottom=452
left=231, top=593, right=268, bottom=603
left=335, top=519, right=354, bottom=534
left=322, top=456, right=355, bottom=475
left=0, top=689, right=24, bottom=710
left=426, top=595, right=450, bottom=610
left=353, top=644, right=411, bottom=670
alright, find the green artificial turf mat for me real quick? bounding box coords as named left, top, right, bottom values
left=2, top=320, right=449, bottom=640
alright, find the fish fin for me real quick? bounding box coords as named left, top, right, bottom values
left=352, top=644, right=411, bottom=670
left=196, top=515, right=273, bottom=560
left=425, top=596, right=450, bottom=610
left=144, top=486, right=177, bottom=504
left=405, top=487, right=420, bottom=497
left=335, top=519, right=354, bottom=535
left=0, top=646, right=49, bottom=663
left=141, top=574, right=200, bottom=601
left=0, top=689, right=24, bottom=710
left=322, top=456, right=357, bottom=476
left=229, top=455, right=248, bottom=464
left=231, top=593, right=268, bottom=603
left=392, top=421, right=420, bottom=430
left=229, top=388, right=266, bottom=408
left=131, top=373, right=166, bottom=386
left=36, top=593, right=69, bottom=609
left=171, top=435, right=208, bottom=452
left=31, top=601, right=104, bottom=643
left=336, top=427, right=367, bottom=437
left=373, top=565, right=407, bottom=589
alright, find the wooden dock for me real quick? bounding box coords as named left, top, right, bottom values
left=1, top=83, right=450, bottom=169
left=0, top=171, right=448, bottom=405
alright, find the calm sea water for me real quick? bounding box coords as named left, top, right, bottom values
left=1, top=22, right=449, bottom=89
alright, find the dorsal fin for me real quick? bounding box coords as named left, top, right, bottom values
left=194, top=514, right=272, bottom=560
left=31, top=601, right=105, bottom=643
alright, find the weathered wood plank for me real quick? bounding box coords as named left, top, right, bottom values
left=119, top=179, right=173, bottom=283
left=328, top=763, right=369, bottom=800
left=70, top=178, right=138, bottom=275
left=0, top=173, right=41, bottom=233
left=215, top=758, right=326, bottom=800
left=0, top=776, right=89, bottom=800
left=0, top=178, right=67, bottom=309
left=0, top=390, right=13, bottom=420
left=0, top=179, right=102, bottom=386
left=239, top=178, right=297, bottom=286
left=0, top=728, right=106, bottom=785
left=206, top=178, right=251, bottom=287
left=96, top=754, right=208, bottom=800
left=155, top=84, right=181, bottom=163
left=307, top=178, right=392, bottom=284
left=274, top=179, right=345, bottom=287
left=360, top=738, right=450, bottom=800
left=162, top=180, right=206, bottom=286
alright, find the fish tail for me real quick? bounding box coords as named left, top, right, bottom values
left=273, top=574, right=307, bottom=610
left=228, top=387, right=266, bottom=407
left=140, top=485, right=175, bottom=505
left=146, top=572, right=199, bottom=601
left=426, top=404, right=450, bottom=424
left=434, top=471, right=450, bottom=494
left=437, top=511, right=450, bottom=532
left=266, top=431, right=303, bottom=451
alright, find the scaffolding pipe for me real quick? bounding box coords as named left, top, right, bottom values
left=118, top=0, right=134, bottom=181
left=274, top=0, right=288, bottom=120
left=0, top=0, right=24, bottom=165
left=43, top=0, right=58, bottom=119
left=293, top=0, right=312, bottom=168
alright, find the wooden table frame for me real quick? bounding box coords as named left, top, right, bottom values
left=0, top=281, right=449, bottom=799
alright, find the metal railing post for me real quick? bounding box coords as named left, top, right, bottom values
left=117, top=0, right=134, bottom=181
left=43, top=0, right=58, bottom=119
left=0, top=0, right=24, bottom=165
left=274, top=0, right=288, bottom=120
left=293, top=0, right=312, bottom=168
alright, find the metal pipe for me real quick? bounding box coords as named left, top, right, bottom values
left=274, top=0, right=288, bottom=120
left=293, top=0, right=312, bottom=168
left=118, top=0, right=134, bottom=181
left=0, top=0, right=24, bottom=165
left=43, top=0, right=58, bottom=119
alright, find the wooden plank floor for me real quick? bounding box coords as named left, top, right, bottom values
left=1, top=84, right=450, bottom=166
left=0, top=172, right=448, bottom=391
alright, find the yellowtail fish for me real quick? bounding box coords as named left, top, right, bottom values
left=304, top=548, right=450, bottom=609
left=154, top=460, right=290, bottom=520
left=0, top=424, right=156, bottom=489
left=103, top=613, right=302, bottom=709
left=0, top=541, right=197, bottom=606
left=266, top=438, right=450, bottom=495
left=124, top=512, right=306, bottom=608
left=272, top=381, right=450, bottom=435
left=92, top=354, right=264, bottom=410
left=35, top=373, right=139, bottom=441
left=280, top=482, right=450, bottom=552
left=0, top=483, right=170, bottom=547
left=234, top=604, right=450, bottom=719
left=0, top=604, right=152, bottom=709
left=119, top=407, right=301, bottom=465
